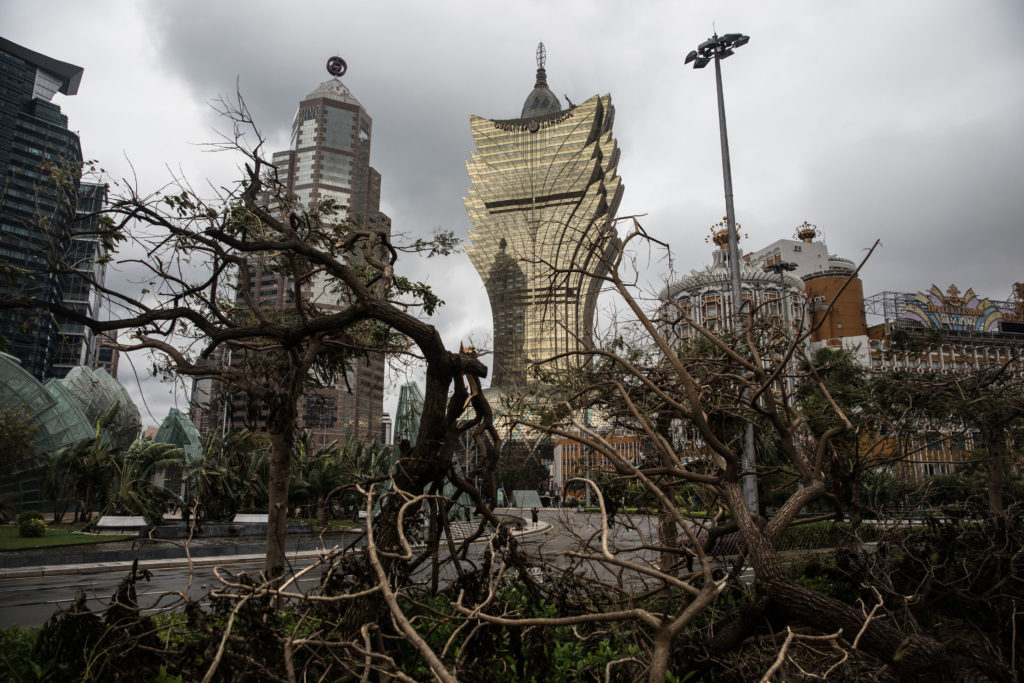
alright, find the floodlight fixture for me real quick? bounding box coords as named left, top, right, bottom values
left=765, top=261, right=799, bottom=275
left=685, top=32, right=750, bottom=70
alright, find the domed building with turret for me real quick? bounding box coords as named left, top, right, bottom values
left=663, top=223, right=806, bottom=339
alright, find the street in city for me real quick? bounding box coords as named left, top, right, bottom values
left=0, top=509, right=676, bottom=628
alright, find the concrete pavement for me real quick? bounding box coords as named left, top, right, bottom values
left=0, top=519, right=552, bottom=579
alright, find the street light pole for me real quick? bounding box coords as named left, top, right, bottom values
left=714, top=51, right=743, bottom=322
left=686, top=32, right=759, bottom=516
left=765, top=261, right=798, bottom=329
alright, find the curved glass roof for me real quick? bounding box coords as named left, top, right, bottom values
left=59, top=366, right=141, bottom=451
left=39, top=379, right=94, bottom=453
left=0, top=354, right=140, bottom=456
left=0, top=352, right=93, bottom=455
left=154, top=408, right=202, bottom=463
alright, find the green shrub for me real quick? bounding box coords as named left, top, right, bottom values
left=17, top=510, right=44, bottom=524
left=19, top=517, right=47, bottom=538
left=0, top=625, right=43, bottom=679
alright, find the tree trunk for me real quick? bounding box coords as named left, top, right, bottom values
left=316, top=494, right=328, bottom=529
left=657, top=509, right=681, bottom=574
left=265, top=426, right=294, bottom=581
left=848, top=460, right=864, bottom=529
left=51, top=500, right=67, bottom=524
left=984, top=426, right=1005, bottom=518
left=654, top=413, right=682, bottom=573
left=828, top=452, right=845, bottom=520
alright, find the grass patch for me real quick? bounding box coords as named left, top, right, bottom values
left=0, top=523, right=134, bottom=550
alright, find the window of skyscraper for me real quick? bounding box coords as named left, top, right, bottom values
left=320, top=152, right=351, bottom=186
left=325, top=108, right=356, bottom=151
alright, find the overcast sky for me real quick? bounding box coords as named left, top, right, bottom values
left=4, top=1, right=1023, bottom=427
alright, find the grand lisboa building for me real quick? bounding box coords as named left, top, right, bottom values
left=464, top=43, right=623, bottom=390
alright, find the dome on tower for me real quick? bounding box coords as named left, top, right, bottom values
left=306, top=78, right=361, bottom=107
left=521, top=43, right=562, bottom=118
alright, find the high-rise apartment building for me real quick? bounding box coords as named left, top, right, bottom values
left=195, top=69, right=389, bottom=445
left=0, top=37, right=104, bottom=381
left=464, top=44, right=624, bottom=390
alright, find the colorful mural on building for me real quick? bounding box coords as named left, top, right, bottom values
left=899, top=284, right=1019, bottom=332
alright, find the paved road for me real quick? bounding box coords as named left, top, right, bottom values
left=0, top=509, right=665, bottom=628
left=0, top=557, right=337, bottom=629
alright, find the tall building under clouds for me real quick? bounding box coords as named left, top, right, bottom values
left=200, top=70, right=389, bottom=445
left=270, top=78, right=387, bottom=234
left=464, top=45, right=624, bottom=389
left=0, top=38, right=106, bottom=381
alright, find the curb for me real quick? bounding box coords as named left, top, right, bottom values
left=0, top=522, right=553, bottom=579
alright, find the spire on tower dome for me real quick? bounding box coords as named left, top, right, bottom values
left=521, top=42, right=562, bottom=118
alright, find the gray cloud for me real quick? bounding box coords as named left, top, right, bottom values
left=3, top=0, right=1023, bottom=424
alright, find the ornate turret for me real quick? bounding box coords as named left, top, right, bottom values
left=705, top=217, right=743, bottom=250
left=796, top=221, right=818, bottom=243
left=521, top=43, right=562, bottom=118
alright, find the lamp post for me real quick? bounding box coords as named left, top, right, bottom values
left=686, top=32, right=760, bottom=515
left=765, top=261, right=798, bottom=328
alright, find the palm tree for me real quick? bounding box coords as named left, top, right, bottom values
left=183, top=429, right=274, bottom=523
left=42, top=446, right=81, bottom=523
left=102, top=440, right=185, bottom=525
left=73, top=432, right=117, bottom=523
left=339, top=438, right=392, bottom=480
left=334, top=438, right=393, bottom=519
left=50, top=402, right=131, bottom=523
left=291, top=431, right=344, bottom=528
left=291, top=434, right=392, bottom=528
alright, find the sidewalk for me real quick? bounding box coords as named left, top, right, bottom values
left=0, top=521, right=552, bottom=579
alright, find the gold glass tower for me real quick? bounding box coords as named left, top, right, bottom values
left=464, top=44, right=624, bottom=389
